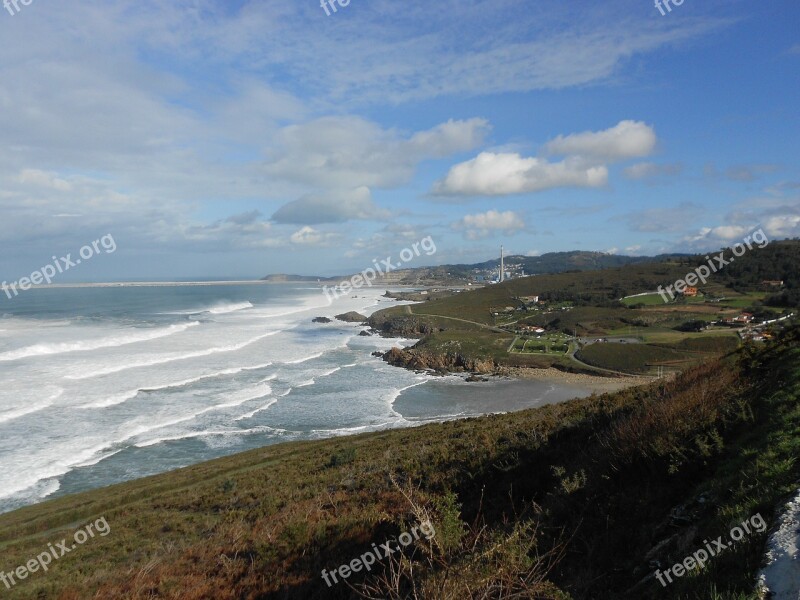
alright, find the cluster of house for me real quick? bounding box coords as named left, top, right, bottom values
left=741, top=329, right=774, bottom=342
left=718, top=312, right=755, bottom=326
left=720, top=310, right=795, bottom=342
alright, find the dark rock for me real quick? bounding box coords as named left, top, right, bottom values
left=312, top=317, right=332, bottom=323
left=335, top=311, right=368, bottom=323
left=381, top=347, right=496, bottom=375
left=367, top=313, right=444, bottom=338
left=358, top=330, right=372, bottom=337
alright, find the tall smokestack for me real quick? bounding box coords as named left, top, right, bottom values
left=500, top=245, right=505, bottom=283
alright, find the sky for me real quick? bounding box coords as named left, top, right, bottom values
left=0, top=0, right=798, bottom=281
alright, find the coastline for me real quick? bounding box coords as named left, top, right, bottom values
left=496, top=366, right=653, bottom=394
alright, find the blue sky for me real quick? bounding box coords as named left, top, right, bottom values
left=0, top=0, right=798, bottom=280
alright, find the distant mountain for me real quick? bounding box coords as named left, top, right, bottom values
left=261, top=251, right=691, bottom=284
left=458, top=251, right=690, bottom=275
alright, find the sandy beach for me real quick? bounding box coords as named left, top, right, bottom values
left=500, top=366, right=654, bottom=394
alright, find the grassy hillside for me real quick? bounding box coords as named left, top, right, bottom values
left=0, top=327, right=798, bottom=599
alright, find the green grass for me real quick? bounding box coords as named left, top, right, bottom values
left=577, top=342, right=704, bottom=374
left=509, top=334, right=572, bottom=355
left=621, top=293, right=669, bottom=306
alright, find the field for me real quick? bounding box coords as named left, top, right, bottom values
left=509, top=333, right=572, bottom=355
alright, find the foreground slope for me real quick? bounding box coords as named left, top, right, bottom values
left=0, top=328, right=798, bottom=599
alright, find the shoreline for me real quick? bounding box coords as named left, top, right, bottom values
left=496, top=366, right=653, bottom=394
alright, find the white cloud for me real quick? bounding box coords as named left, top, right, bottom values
left=623, top=162, right=683, bottom=180
left=432, top=152, right=607, bottom=197
left=290, top=226, right=339, bottom=246
left=266, top=117, right=489, bottom=189
left=545, top=121, right=657, bottom=162
left=762, top=214, right=800, bottom=238
left=183, top=214, right=281, bottom=249
left=272, top=187, right=390, bottom=225
left=452, top=209, right=525, bottom=239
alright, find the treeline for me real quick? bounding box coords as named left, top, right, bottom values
left=708, top=239, right=800, bottom=305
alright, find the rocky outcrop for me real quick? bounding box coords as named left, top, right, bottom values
left=312, top=317, right=332, bottom=323
left=382, top=347, right=496, bottom=374
left=335, top=312, right=368, bottom=323
left=358, top=330, right=372, bottom=337
left=367, top=313, right=444, bottom=338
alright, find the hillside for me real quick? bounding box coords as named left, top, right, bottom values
left=367, top=242, right=799, bottom=377
left=461, top=250, right=689, bottom=275
left=0, top=328, right=797, bottom=599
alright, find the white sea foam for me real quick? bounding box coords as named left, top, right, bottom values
left=135, top=424, right=288, bottom=448
left=0, top=322, right=199, bottom=361
left=284, top=352, right=323, bottom=365
left=163, top=301, right=254, bottom=316
left=234, top=398, right=279, bottom=421
left=0, top=388, right=63, bottom=424
left=77, top=389, right=141, bottom=409
left=66, top=331, right=282, bottom=380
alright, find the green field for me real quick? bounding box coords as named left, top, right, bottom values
left=621, top=293, right=668, bottom=306
left=509, top=334, right=572, bottom=355
left=576, top=343, right=707, bottom=374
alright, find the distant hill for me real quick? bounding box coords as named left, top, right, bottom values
left=452, top=250, right=690, bottom=275
left=261, top=251, right=687, bottom=284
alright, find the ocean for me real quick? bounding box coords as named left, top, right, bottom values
left=0, top=283, right=589, bottom=514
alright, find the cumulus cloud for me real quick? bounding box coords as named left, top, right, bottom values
left=432, top=120, right=658, bottom=197
left=545, top=120, right=657, bottom=162
left=266, top=117, right=489, bottom=189
left=762, top=214, right=800, bottom=238
left=452, top=209, right=525, bottom=239
left=289, top=226, right=340, bottom=246
left=271, top=187, right=390, bottom=225
left=432, top=152, right=607, bottom=197
left=623, top=162, right=683, bottom=180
